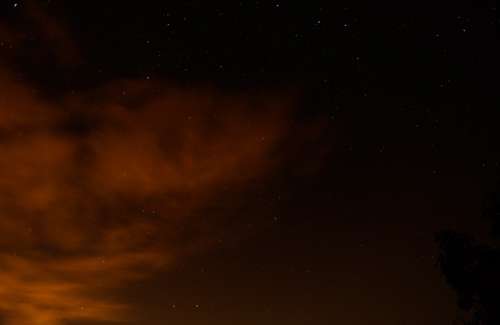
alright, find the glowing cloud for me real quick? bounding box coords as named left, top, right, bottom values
left=0, top=68, right=290, bottom=324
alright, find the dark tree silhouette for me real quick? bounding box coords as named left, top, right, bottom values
left=436, top=187, right=500, bottom=324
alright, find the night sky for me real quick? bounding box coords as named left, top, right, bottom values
left=0, top=1, right=497, bottom=325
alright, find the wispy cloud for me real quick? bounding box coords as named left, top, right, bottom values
left=0, top=67, right=290, bottom=323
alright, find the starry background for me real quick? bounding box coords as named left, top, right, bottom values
left=0, top=1, right=497, bottom=325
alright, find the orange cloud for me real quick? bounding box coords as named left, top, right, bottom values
left=0, top=66, right=291, bottom=324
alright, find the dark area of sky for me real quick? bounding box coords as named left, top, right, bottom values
left=0, top=1, right=497, bottom=325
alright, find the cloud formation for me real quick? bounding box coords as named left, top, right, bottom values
left=0, top=67, right=290, bottom=324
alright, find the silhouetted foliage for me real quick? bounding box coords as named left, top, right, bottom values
left=436, top=188, right=500, bottom=324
